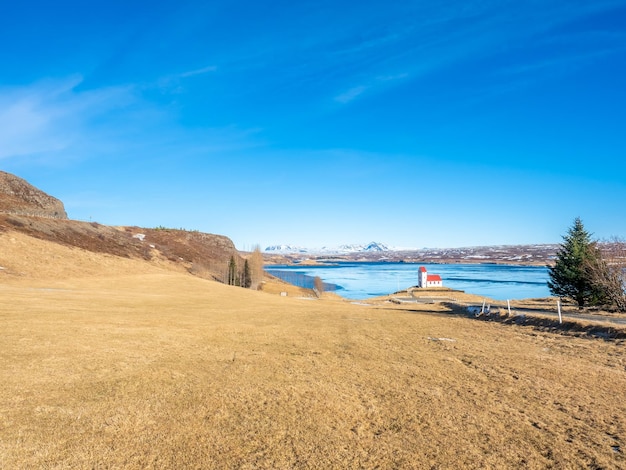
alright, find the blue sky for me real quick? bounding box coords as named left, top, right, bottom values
left=1, top=1, right=625, bottom=250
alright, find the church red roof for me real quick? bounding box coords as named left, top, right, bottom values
left=419, top=266, right=427, bottom=272
left=427, top=274, right=442, bottom=282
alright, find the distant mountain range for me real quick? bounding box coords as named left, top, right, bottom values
left=263, top=242, right=560, bottom=265
left=264, top=241, right=390, bottom=254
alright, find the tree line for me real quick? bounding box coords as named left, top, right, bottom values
left=226, top=246, right=264, bottom=289
left=224, top=248, right=326, bottom=296
left=548, top=217, right=626, bottom=311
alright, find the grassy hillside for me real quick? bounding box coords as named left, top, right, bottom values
left=1, top=230, right=625, bottom=468
left=0, top=214, right=242, bottom=282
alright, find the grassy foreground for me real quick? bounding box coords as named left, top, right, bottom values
left=1, top=239, right=626, bottom=468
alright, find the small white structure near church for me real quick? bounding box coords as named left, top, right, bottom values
left=418, top=266, right=443, bottom=288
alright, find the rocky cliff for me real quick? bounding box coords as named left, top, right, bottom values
left=0, top=171, right=68, bottom=219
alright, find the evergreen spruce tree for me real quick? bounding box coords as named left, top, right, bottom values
left=547, top=217, right=601, bottom=307
left=243, top=259, right=252, bottom=288
left=228, top=256, right=237, bottom=286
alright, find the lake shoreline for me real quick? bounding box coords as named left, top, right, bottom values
left=265, top=262, right=552, bottom=301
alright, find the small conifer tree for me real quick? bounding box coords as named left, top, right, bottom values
left=547, top=217, right=602, bottom=307
left=228, top=256, right=237, bottom=286
left=243, top=259, right=252, bottom=288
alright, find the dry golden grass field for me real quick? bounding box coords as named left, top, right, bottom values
left=2, top=231, right=626, bottom=469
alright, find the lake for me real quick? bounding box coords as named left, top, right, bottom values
left=265, top=262, right=551, bottom=300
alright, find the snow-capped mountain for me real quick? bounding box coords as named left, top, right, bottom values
left=264, top=244, right=310, bottom=254
left=264, top=242, right=390, bottom=254
left=337, top=242, right=389, bottom=252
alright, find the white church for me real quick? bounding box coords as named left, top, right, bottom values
left=418, top=266, right=443, bottom=288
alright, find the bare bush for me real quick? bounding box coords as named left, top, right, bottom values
left=248, top=245, right=265, bottom=289
left=587, top=238, right=626, bottom=311
left=313, top=276, right=324, bottom=297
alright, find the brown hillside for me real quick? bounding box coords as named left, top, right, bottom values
left=0, top=171, right=67, bottom=219
left=126, top=226, right=241, bottom=280
left=0, top=214, right=240, bottom=281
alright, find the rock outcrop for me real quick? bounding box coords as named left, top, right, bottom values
left=0, top=171, right=68, bottom=219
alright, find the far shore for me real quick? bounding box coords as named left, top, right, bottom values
left=259, top=243, right=557, bottom=267
left=263, top=257, right=552, bottom=267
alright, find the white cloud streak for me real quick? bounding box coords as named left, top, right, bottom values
left=0, top=77, right=136, bottom=161
left=0, top=76, right=263, bottom=165
left=178, top=65, right=218, bottom=78
left=334, top=85, right=368, bottom=103
left=334, top=72, right=408, bottom=104
left=326, top=1, right=626, bottom=106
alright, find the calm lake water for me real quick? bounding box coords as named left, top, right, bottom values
left=265, top=262, right=551, bottom=300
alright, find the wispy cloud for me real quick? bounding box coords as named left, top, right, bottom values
left=322, top=1, right=626, bottom=107
left=466, top=29, right=626, bottom=105
left=377, top=73, right=409, bottom=82
left=0, top=77, right=136, bottom=161
left=334, top=72, right=408, bottom=104
left=0, top=76, right=261, bottom=164
left=500, top=47, right=623, bottom=79
left=178, top=65, right=218, bottom=78
left=154, top=64, right=218, bottom=95
left=334, top=85, right=368, bottom=104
